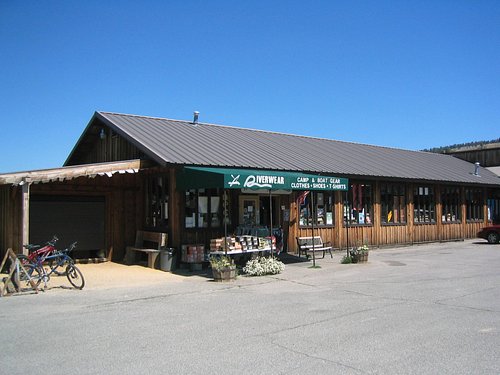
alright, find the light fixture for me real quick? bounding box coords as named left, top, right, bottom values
left=99, top=128, right=106, bottom=140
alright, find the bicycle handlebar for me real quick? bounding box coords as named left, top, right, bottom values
left=47, top=235, right=59, bottom=246
left=61, top=242, right=78, bottom=253
left=23, top=235, right=59, bottom=251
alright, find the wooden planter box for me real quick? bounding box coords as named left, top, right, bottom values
left=350, top=251, right=369, bottom=263
left=357, top=252, right=369, bottom=263
left=212, top=266, right=237, bottom=282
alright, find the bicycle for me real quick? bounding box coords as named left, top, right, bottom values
left=19, top=236, right=68, bottom=276
left=20, top=235, right=58, bottom=264
left=23, top=242, right=85, bottom=290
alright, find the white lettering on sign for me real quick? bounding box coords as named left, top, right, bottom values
left=331, top=184, right=347, bottom=190
left=244, top=175, right=285, bottom=188
left=291, top=182, right=311, bottom=189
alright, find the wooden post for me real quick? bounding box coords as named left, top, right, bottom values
left=169, top=169, right=181, bottom=250
left=373, top=181, right=381, bottom=247
left=408, top=184, right=414, bottom=245
left=436, top=184, right=442, bottom=241
left=21, top=180, right=30, bottom=255
left=311, top=192, right=316, bottom=267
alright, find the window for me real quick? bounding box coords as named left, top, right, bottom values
left=465, top=188, right=483, bottom=221
left=184, top=189, right=229, bottom=228
left=299, top=191, right=335, bottom=227
left=487, top=189, right=500, bottom=224
left=381, top=183, right=406, bottom=224
left=145, top=175, right=168, bottom=229
left=414, top=185, right=435, bottom=223
left=441, top=187, right=461, bottom=223
left=344, top=183, right=373, bottom=225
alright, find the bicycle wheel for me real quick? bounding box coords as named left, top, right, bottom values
left=66, top=264, right=85, bottom=290
left=17, top=254, right=32, bottom=266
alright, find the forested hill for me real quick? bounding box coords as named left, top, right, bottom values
left=423, top=138, right=500, bottom=153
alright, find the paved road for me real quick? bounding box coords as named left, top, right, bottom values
left=1, top=240, right=499, bottom=374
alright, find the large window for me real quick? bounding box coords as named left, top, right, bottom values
left=465, top=188, right=483, bottom=221
left=441, top=187, right=461, bottom=223
left=299, top=191, right=335, bottom=227
left=487, top=189, right=500, bottom=224
left=145, top=175, right=169, bottom=229
left=381, top=183, right=406, bottom=224
left=344, top=183, right=373, bottom=225
left=414, top=185, right=435, bottom=223
left=185, top=189, right=229, bottom=228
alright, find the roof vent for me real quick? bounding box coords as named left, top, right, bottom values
left=193, top=111, right=199, bottom=125
left=473, top=162, right=480, bottom=176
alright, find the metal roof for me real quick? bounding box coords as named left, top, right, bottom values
left=73, top=111, right=500, bottom=186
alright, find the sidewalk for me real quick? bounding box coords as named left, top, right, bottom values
left=16, top=239, right=489, bottom=293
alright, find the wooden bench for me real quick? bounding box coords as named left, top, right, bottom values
left=296, top=236, right=333, bottom=259
left=125, top=230, right=168, bottom=269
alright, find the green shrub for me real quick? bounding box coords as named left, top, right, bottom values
left=341, top=255, right=352, bottom=264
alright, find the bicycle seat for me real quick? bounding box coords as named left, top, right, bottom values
left=24, top=244, right=41, bottom=251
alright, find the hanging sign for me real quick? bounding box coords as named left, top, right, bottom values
left=224, top=171, right=348, bottom=191
left=178, top=166, right=349, bottom=191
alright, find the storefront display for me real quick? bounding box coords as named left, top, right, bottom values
left=181, top=244, right=205, bottom=263
left=209, top=235, right=274, bottom=255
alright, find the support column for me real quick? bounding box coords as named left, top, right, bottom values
left=21, top=180, right=30, bottom=255
left=169, top=168, right=181, bottom=249
left=436, top=184, right=442, bottom=241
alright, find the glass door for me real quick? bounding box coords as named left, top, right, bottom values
left=239, top=195, right=259, bottom=226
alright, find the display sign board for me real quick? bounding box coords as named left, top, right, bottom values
left=178, top=166, right=348, bottom=191
left=224, top=171, right=348, bottom=191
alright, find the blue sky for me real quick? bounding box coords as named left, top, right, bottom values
left=0, top=1, right=498, bottom=173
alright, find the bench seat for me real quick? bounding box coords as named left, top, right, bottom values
left=125, top=230, right=168, bottom=269
left=296, top=236, right=333, bottom=259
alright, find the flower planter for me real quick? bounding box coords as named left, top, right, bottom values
left=349, top=250, right=369, bottom=263
left=212, top=266, right=237, bottom=282
left=357, top=251, right=369, bottom=263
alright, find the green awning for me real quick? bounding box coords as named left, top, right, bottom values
left=177, top=166, right=348, bottom=191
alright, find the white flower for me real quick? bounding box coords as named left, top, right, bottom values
left=243, top=256, right=285, bottom=276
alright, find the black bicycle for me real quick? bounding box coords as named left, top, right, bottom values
left=23, top=242, right=85, bottom=290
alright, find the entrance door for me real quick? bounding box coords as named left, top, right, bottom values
left=239, top=195, right=259, bottom=225
left=259, top=196, right=281, bottom=227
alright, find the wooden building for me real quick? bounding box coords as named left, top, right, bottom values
left=442, top=142, right=500, bottom=168
left=1, top=111, right=499, bottom=263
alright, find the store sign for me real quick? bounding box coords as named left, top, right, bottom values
left=225, top=172, right=348, bottom=191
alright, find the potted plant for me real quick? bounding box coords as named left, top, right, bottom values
left=209, top=256, right=237, bottom=282
left=349, top=244, right=369, bottom=263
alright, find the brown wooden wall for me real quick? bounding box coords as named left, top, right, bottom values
left=446, top=146, right=500, bottom=168
left=0, top=185, right=21, bottom=259
left=0, top=173, right=143, bottom=262
left=286, top=182, right=493, bottom=254
left=2, top=167, right=497, bottom=262
left=33, top=173, right=143, bottom=262
left=66, top=128, right=144, bottom=166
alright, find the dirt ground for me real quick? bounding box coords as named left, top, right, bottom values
left=73, top=262, right=189, bottom=289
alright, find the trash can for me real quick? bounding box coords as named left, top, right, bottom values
left=160, top=248, right=175, bottom=272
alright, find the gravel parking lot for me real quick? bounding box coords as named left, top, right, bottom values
left=1, top=240, right=499, bottom=374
